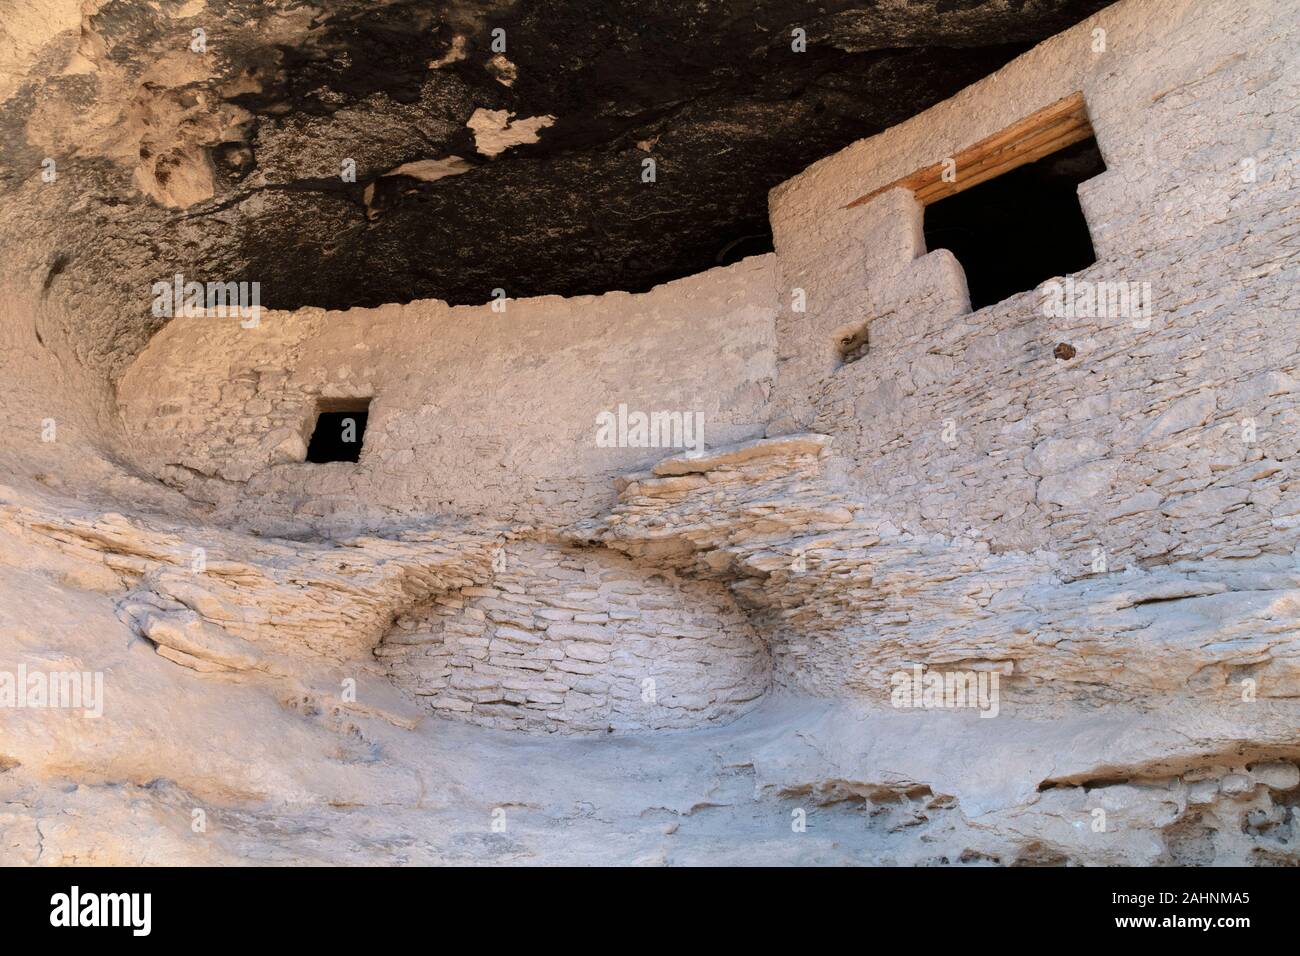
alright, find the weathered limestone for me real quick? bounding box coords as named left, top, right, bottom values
left=3, top=495, right=498, bottom=661
left=582, top=434, right=1300, bottom=706
left=1, top=0, right=1297, bottom=865
left=4, top=488, right=770, bottom=736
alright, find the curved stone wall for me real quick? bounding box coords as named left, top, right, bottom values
left=115, top=257, right=777, bottom=531
left=378, top=541, right=769, bottom=733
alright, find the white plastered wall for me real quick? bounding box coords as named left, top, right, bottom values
left=766, top=0, right=1300, bottom=576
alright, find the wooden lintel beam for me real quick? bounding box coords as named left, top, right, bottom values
left=844, top=92, right=1092, bottom=209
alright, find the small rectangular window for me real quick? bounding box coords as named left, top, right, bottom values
left=306, top=398, right=371, bottom=463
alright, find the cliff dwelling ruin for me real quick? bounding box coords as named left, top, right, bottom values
left=0, top=0, right=1298, bottom=875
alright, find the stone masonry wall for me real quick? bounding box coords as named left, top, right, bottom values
left=117, top=256, right=777, bottom=529
left=108, top=0, right=1299, bottom=732
left=767, top=0, right=1300, bottom=581
left=583, top=433, right=1300, bottom=704
left=377, top=541, right=769, bottom=733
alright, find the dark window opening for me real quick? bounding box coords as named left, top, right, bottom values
left=922, top=135, right=1107, bottom=312
left=306, top=398, right=371, bottom=463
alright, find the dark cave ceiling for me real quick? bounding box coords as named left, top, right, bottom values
left=7, top=0, right=1115, bottom=318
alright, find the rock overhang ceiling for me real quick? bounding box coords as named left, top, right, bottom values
left=3, top=0, right=1112, bottom=371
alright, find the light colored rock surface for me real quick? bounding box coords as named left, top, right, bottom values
left=116, top=257, right=776, bottom=531
left=580, top=434, right=1300, bottom=703
left=1, top=0, right=1299, bottom=865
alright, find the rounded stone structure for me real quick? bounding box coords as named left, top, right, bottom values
left=378, top=541, right=770, bottom=733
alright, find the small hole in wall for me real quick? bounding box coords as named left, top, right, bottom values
left=306, top=398, right=371, bottom=463
left=923, top=135, right=1107, bottom=311
left=837, top=324, right=870, bottom=364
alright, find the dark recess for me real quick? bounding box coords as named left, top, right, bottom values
left=922, top=136, right=1107, bottom=312
left=204, top=0, right=1116, bottom=312
left=11, top=0, right=1120, bottom=344
left=306, top=400, right=371, bottom=463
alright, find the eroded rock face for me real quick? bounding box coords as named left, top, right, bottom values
left=2, top=0, right=1299, bottom=867
left=581, top=434, right=1300, bottom=706
left=2, top=490, right=768, bottom=735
